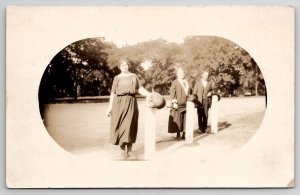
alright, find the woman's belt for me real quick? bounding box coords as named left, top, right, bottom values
left=116, top=93, right=136, bottom=97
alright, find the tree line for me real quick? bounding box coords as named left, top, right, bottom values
left=39, top=36, right=266, bottom=103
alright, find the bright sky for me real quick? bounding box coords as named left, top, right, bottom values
left=140, top=59, right=153, bottom=70
left=105, top=35, right=186, bottom=48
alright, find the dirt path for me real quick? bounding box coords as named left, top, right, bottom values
left=43, top=96, right=266, bottom=161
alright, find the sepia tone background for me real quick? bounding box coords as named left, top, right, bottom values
left=6, top=6, right=294, bottom=188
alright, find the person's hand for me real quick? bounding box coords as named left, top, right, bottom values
left=207, top=92, right=212, bottom=97
left=172, top=102, right=178, bottom=109
left=106, top=109, right=112, bottom=117
left=146, top=94, right=154, bottom=108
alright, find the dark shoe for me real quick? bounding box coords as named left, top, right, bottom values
left=120, top=143, right=126, bottom=151
left=176, top=133, right=181, bottom=140
left=199, top=127, right=208, bottom=133
left=126, top=151, right=137, bottom=160
left=127, top=151, right=132, bottom=158
left=126, top=144, right=134, bottom=159
left=181, top=132, right=185, bottom=139
left=126, top=143, right=132, bottom=153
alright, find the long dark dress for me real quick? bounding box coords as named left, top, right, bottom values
left=193, top=79, right=214, bottom=132
left=168, top=79, right=191, bottom=133
left=110, top=73, right=140, bottom=145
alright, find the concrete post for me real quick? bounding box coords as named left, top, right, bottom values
left=210, top=95, right=219, bottom=134
left=144, top=107, right=156, bottom=159
left=185, top=101, right=194, bottom=143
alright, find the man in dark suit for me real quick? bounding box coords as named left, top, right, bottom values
left=193, top=67, right=215, bottom=133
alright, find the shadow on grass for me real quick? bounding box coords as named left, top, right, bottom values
left=217, top=121, right=232, bottom=132
left=134, top=136, right=180, bottom=156
left=155, top=136, right=181, bottom=152
left=205, top=121, right=232, bottom=133
left=193, top=130, right=210, bottom=142
left=135, top=130, right=209, bottom=155
left=134, top=121, right=232, bottom=157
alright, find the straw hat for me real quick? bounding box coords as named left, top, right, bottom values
left=150, top=92, right=166, bottom=109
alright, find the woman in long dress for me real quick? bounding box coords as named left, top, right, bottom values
left=106, top=60, right=151, bottom=157
left=168, top=65, right=192, bottom=140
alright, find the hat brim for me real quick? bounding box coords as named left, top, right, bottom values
left=154, top=98, right=166, bottom=109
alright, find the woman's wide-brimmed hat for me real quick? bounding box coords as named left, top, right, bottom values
left=150, top=92, right=166, bottom=109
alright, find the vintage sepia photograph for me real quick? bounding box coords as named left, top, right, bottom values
left=6, top=6, right=294, bottom=188
left=38, top=36, right=267, bottom=160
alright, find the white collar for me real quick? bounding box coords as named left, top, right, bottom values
left=201, top=79, right=208, bottom=87
left=178, top=79, right=189, bottom=95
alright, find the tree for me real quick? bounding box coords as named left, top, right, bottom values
left=106, top=39, right=180, bottom=95
left=39, top=36, right=266, bottom=103
left=177, top=36, right=265, bottom=96
left=39, top=37, right=118, bottom=102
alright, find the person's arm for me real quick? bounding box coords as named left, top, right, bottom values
left=195, top=82, right=204, bottom=106
left=106, top=76, right=117, bottom=116
left=106, top=93, right=115, bottom=116
left=207, top=80, right=215, bottom=97
left=194, top=81, right=202, bottom=103
left=170, top=81, right=178, bottom=109
left=138, top=87, right=151, bottom=97
left=138, top=86, right=154, bottom=108
left=192, top=81, right=198, bottom=95
left=188, top=81, right=193, bottom=95
left=133, top=74, right=153, bottom=107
